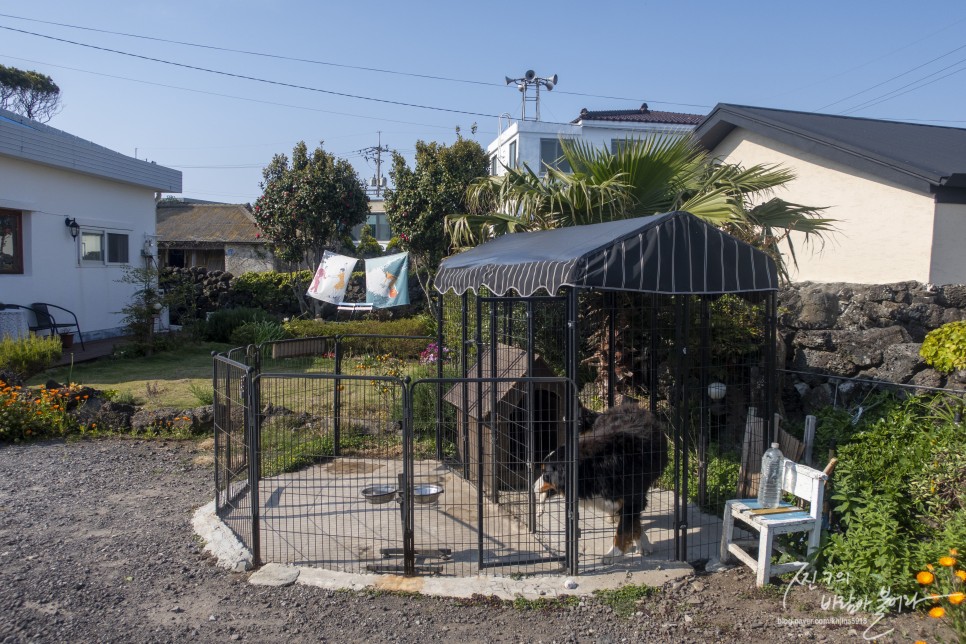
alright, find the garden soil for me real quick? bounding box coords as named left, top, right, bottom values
left=0, top=439, right=952, bottom=643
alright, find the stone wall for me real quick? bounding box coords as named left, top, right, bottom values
left=779, top=281, right=966, bottom=411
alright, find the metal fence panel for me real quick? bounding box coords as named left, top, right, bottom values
left=213, top=354, right=255, bottom=554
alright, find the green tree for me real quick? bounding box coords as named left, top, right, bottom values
left=385, top=138, right=489, bottom=314
left=0, top=65, right=61, bottom=122
left=448, top=135, right=834, bottom=282
left=253, top=141, right=369, bottom=313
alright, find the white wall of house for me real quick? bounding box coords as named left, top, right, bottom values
left=0, top=155, right=159, bottom=339
left=708, top=128, right=951, bottom=284
left=488, top=120, right=694, bottom=175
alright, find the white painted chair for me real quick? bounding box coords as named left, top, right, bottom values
left=719, top=458, right=829, bottom=586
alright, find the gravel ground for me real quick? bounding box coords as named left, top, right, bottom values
left=0, top=439, right=949, bottom=643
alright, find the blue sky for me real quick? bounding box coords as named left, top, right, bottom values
left=2, top=1, right=965, bottom=204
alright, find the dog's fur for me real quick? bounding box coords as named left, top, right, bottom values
left=533, top=403, right=668, bottom=563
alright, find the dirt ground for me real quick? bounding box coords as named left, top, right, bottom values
left=0, top=439, right=952, bottom=643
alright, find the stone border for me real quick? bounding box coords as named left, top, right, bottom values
left=193, top=502, right=693, bottom=599
left=191, top=501, right=253, bottom=573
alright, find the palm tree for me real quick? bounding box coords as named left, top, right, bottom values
left=447, top=134, right=834, bottom=282
left=446, top=135, right=835, bottom=402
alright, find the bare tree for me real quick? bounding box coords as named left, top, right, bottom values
left=0, top=65, right=61, bottom=122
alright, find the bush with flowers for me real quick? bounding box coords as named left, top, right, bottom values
left=419, top=342, right=450, bottom=365
left=915, top=549, right=966, bottom=640
left=816, top=393, right=966, bottom=604
left=0, top=379, right=89, bottom=441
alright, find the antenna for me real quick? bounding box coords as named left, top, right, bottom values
left=504, top=70, right=558, bottom=121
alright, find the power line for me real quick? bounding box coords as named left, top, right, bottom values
left=0, top=54, right=459, bottom=131
left=0, top=12, right=708, bottom=110
left=0, top=24, right=500, bottom=119
left=817, top=42, right=966, bottom=111
left=840, top=59, right=966, bottom=115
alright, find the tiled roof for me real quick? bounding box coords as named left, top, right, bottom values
left=156, top=203, right=262, bottom=244
left=572, top=103, right=704, bottom=125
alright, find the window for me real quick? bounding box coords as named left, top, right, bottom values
left=0, top=208, right=24, bottom=274
left=611, top=139, right=630, bottom=155
left=540, top=139, right=571, bottom=173
left=108, top=233, right=129, bottom=263
left=490, top=154, right=499, bottom=176
left=508, top=141, right=517, bottom=169
left=80, top=229, right=130, bottom=265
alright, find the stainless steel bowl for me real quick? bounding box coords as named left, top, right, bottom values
left=361, top=485, right=397, bottom=505
left=412, top=484, right=444, bottom=504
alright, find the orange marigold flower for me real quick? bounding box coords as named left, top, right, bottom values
left=928, top=606, right=945, bottom=618
left=939, top=556, right=956, bottom=567
left=917, top=571, right=935, bottom=585
left=949, top=592, right=965, bottom=606
left=927, top=564, right=935, bottom=571
left=956, top=570, right=966, bottom=582
left=914, top=640, right=926, bottom=644
left=950, top=548, right=958, bottom=555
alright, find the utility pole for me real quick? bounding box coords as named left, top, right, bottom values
left=361, top=132, right=390, bottom=198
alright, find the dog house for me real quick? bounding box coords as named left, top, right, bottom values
left=443, top=343, right=567, bottom=493
left=434, top=211, right=780, bottom=562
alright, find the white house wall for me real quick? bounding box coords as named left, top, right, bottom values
left=0, top=155, right=158, bottom=339
left=488, top=120, right=693, bottom=175
left=709, top=129, right=938, bottom=284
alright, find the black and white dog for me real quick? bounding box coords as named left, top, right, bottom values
left=533, top=403, right=668, bottom=563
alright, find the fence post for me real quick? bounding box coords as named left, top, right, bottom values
left=803, top=415, right=817, bottom=466
left=333, top=336, right=342, bottom=457
left=244, top=371, right=261, bottom=567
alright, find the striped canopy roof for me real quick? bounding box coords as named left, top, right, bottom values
left=434, top=211, right=778, bottom=296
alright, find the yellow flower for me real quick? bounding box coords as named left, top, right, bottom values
left=949, top=592, right=965, bottom=606
left=914, top=640, right=926, bottom=644
left=927, top=563, right=935, bottom=572
left=939, top=556, right=956, bottom=567
left=951, top=548, right=959, bottom=556
left=917, top=571, right=936, bottom=585
left=928, top=606, right=945, bottom=618
left=955, top=569, right=966, bottom=582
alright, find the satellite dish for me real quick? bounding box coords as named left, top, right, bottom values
left=525, top=69, right=536, bottom=81
left=549, top=73, right=558, bottom=86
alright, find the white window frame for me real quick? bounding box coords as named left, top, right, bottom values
left=79, top=228, right=132, bottom=266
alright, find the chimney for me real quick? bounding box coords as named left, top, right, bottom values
left=640, top=103, right=649, bottom=113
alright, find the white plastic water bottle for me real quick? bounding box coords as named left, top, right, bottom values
left=757, top=443, right=784, bottom=508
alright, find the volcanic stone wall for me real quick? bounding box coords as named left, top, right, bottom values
left=779, top=282, right=966, bottom=411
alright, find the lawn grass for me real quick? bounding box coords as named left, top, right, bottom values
left=29, top=342, right=233, bottom=410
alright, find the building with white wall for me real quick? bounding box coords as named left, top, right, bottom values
left=694, top=104, right=966, bottom=285
left=487, top=104, right=703, bottom=176
left=0, top=108, right=181, bottom=341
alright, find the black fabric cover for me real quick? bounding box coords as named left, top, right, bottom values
left=434, top=211, right=777, bottom=296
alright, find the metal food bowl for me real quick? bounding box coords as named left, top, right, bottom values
left=412, top=484, right=444, bottom=504
left=361, top=485, right=398, bottom=505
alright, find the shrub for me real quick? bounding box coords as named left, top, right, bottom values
left=354, top=224, right=383, bottom=259
left=920, top=320, right=966, bottom=374
left=204, top=307, right=272, bottom=343
left=230, top=270, right=311, bottom=317
left=188, top=382, right=214, bottom=406
left=0, top=335, right=62, bottom=380
left=229, top=319, right=288, bottom=347
left=817, top=393, right=966, bottom=603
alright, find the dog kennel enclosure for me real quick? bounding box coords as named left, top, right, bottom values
left=213, top=211, right=778, bottom=577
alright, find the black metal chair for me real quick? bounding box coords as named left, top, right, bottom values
left=26, top=303, right=86, bottom=350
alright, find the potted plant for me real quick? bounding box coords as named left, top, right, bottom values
left=59, top=332, right=74, bottom=349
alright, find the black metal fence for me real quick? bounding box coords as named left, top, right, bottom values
left=213, top=289, right=775, bottom=576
